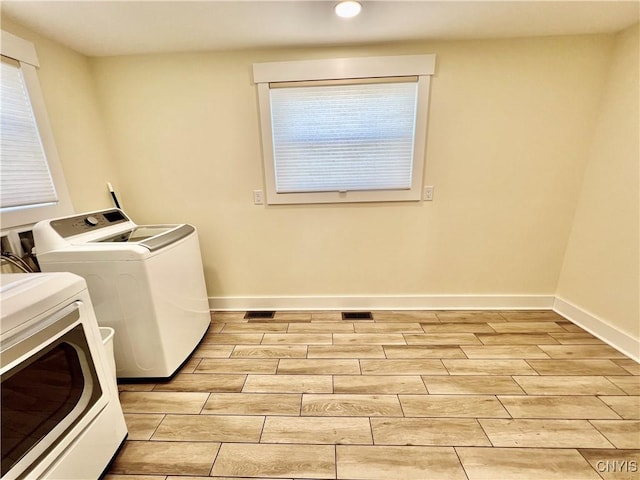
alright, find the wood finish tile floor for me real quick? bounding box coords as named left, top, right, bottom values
left=106, top=310, right=640, bottom=480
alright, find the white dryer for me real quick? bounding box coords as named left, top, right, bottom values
left=33, top=209, right=211, bottom=379
left=1, top=272, right=127, bottom=479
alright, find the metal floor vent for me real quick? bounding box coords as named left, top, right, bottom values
left=244, top=311, right=275, bottom=319
left=342, top=311, right=373, bottom=320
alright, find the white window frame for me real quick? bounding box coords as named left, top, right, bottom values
left=1, top=30, right=73, bottom=229
left=253, top=54, right=435, bottom=205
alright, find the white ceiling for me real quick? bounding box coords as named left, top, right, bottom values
left=2, top=1, right=639, bottom=57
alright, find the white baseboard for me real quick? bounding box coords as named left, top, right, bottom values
left=553, top=297, right=640, bottom=363
left=209, top=294, right=555, bottom=312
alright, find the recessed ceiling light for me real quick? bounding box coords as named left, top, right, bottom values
left=335, top=1, right=362, bottom=18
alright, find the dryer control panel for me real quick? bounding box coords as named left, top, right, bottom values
left=50, top=209, right=130, bottom=238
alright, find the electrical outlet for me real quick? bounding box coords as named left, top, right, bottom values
left=423, top=186, right=434, bottom=201
left=253, top=190, right=264, bottom=205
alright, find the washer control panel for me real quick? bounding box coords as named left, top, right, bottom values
left=50, top=209, right=130, bottom=238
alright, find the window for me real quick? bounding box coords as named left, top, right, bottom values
left=1, top=30, right=72, bottom=229
left=254, top=55, right=435, bottom=204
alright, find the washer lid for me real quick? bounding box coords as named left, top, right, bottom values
left=91, top=224, right=195, bottom=252
left=0, top=272, right=87, bottom=336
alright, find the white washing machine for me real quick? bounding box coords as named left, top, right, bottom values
left=33, top=209, right=211, bottom=379
left=1, top=272, right=127, bottom=479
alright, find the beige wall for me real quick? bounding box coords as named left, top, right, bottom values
left=1, top=18, right=119, bottom=213
left=90, top=35, right=613, bottom=298
left=557, top=24, right=640, bottom=338
left=7, top=16, right=634, bottom=321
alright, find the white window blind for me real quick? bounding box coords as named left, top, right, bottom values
left=270, top=79, right=418, bottom=194
left=254, top=54, right=435, bottom=204
left=0, top=56, right=57, bottom=210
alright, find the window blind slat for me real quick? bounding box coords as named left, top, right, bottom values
left=269, top=81, right=418, bottom=194
left=0, top=59, right=57, bottom=209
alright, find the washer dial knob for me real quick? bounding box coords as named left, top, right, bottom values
left=85, top=216, right=99, bottom=226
